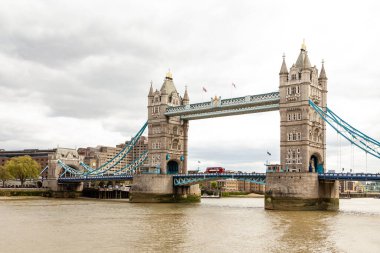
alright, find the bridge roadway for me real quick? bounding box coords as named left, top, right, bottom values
left=58, top=172, right=380, bottom=185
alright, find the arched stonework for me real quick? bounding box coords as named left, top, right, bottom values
left=309, top=152, right=324, bottom=173
left=45, top=148, right=82, bottom=191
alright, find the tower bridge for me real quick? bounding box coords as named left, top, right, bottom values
left=52, top=42, right=380, bottom=210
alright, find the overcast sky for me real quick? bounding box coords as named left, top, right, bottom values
left=0, top=0, right=379, bottom=173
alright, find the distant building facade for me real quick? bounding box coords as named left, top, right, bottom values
left=364, top=182, right=380, bottom=192
left=78, top=136, right=148, bottom=173
left=339, top=180, right=365, bottom=193
left=0, top=148, right=81, bottom=181
left=202, top=179, right=265, bottom=194
left=238, top=180, right=251, bottom=192
left=0, top=149, right=55, bottom=177
left=217, top=178, right=238, bottom=192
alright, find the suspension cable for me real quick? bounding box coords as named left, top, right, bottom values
left=350, top=142, right=353, bottom=173
left=339, top=124, right=342, bottom=172
left=309, top=100, right=380, bottom=160
left=336, top=123, right=339, bottom=172
left=352, top=142, right=355, bottom=173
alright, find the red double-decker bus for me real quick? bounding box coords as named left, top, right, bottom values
left=205, top=167, right=225, bottom=173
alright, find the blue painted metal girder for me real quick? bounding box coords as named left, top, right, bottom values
left=318, top=173, right=380, bottom=181
left=57, top=160, right=83, bottom=177
left=309, top=100, right=380, bottom=159
left=173, top=173, right=267, bottom=186
left=58, top=174, right=134, bottom=183
left=112, top=150, right=148, bottom=175
left=57, top=172, right=380, bottom=184
left=84, top=121, right=148, bottom=175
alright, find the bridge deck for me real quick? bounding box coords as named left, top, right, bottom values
left=58, top=175, right=133, bottom=183
left=57, top=172, right=380, bottom=184
left=318, top=173, right=380, bottom=181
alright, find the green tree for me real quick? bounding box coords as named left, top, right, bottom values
left=0, top=166, right=13, bottom=187
left=5, top=156, right=40, bottom=187
left=210, top=181, right=218, bottom=189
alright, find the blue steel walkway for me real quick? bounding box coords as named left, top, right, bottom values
left=173, top=172, right=380, bottom=186
left=57, top=172, right=380, bottom=185
left=173, top=173, right=266, bottom=186
left=58, top=174, right=134, bottom=183
left=318, top=173, right=380, bottom=181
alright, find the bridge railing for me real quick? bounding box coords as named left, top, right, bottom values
left=173, top=173, right=267, bottom=186
left=318, top=173, right=380, bottom=181
left=58, top=174, right=134, bottom=183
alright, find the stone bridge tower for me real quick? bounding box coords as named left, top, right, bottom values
left=147, top=71, right=189, bottom=174
left=279, top=41, right=328, bottom=173
left=45, top=148, right=82, bottom=191
left=265, top=42, right=338, bottom=211
left=130, top=72, right=200, bottom=203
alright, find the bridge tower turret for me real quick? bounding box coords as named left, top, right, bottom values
left=279, top=41, right=327, bottom=173
left=147, top=71, right=189, bottom=174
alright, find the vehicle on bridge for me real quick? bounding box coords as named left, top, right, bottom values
left=205, top=167, right=225, bottom=173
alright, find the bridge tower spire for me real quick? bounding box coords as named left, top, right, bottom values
left=147, top=71, right=189, bottom=174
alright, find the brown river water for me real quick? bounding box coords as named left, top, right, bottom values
left=0, top=197, right=379, bottom=253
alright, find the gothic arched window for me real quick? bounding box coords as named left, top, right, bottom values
left=172, top=139, right=178, bottom=150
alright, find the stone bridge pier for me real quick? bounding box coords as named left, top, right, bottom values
left=44, top=148, right=83, bottom=193
left=129, top=174, right=200, bottom=203
left=265, top=173, right=339, bottom=211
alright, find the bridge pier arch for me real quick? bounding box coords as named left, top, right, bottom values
left=167, top=160, right=179, bottom=174
left=44, top=148, right=83, bottom=194
left=309, top=153, right=323, bottom=173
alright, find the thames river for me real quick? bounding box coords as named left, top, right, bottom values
left=1, top=197, right=380, bottom=253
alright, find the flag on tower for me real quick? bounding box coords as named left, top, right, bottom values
left=232, top=83, right=236, bottom=88
left=202, top=87, right=207, bottom=92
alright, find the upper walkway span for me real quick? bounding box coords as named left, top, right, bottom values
left=165, top=91, right=279, bottom=120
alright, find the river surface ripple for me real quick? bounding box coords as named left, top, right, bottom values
left=0, top=198, right=380, bottom=253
